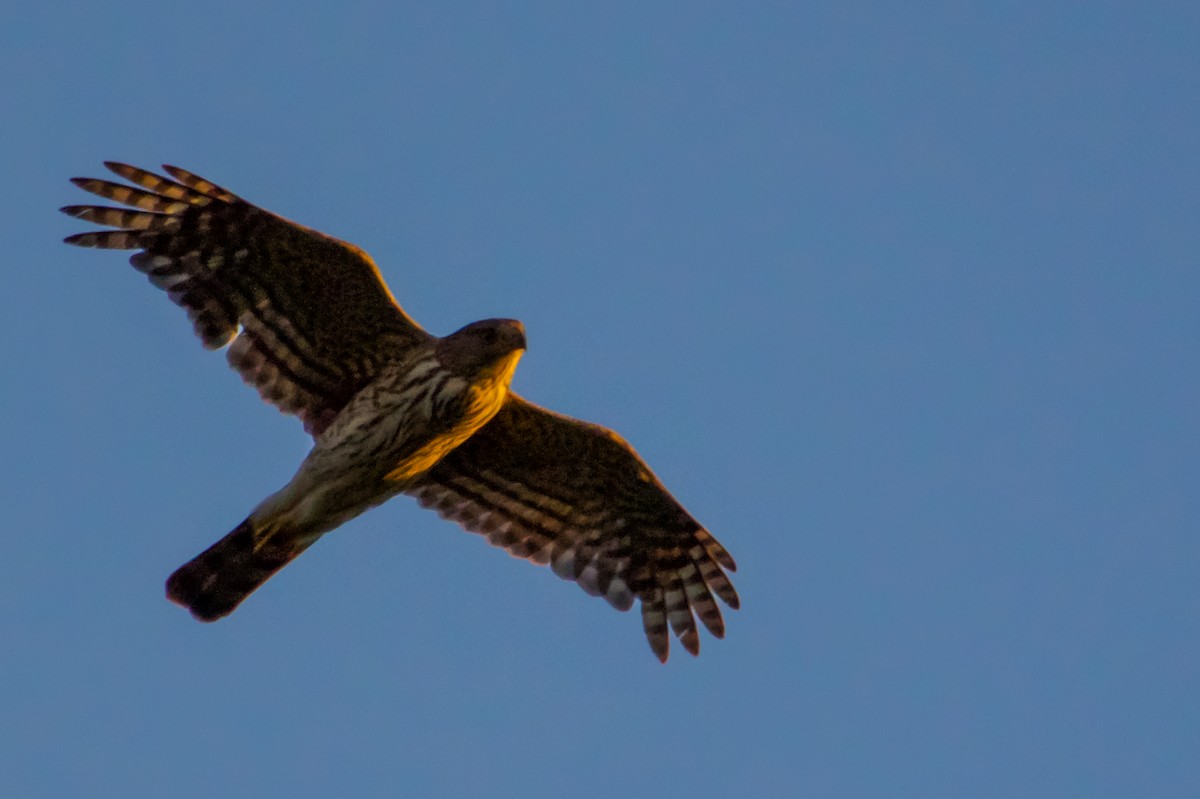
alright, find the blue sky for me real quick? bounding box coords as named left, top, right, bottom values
left=3, top=3, right=1197, bottom=796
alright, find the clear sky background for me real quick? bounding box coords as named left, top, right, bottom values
left=2, top=3, right=1197, bottom=797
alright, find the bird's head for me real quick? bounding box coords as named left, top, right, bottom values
left=437, top=318, right=527, bottom=386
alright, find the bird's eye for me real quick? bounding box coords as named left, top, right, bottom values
left=480, top=328, right=498, bottom=344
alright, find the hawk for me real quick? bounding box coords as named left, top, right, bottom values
left=61, top=162, right=739, bottom=662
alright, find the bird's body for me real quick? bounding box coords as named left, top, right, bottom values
left=63, top=162, right=738, bottom=661
left=169, top=324, right=524, bottom=620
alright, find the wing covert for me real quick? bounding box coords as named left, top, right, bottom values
left=62, top=162, right=429, bottom=436
left=407, top=394, right=739, bottom=662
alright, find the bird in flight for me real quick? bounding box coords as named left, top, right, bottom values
left=62, top=162, right=738, bottom=662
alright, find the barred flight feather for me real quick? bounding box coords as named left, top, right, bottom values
left=62, top=162, right=428, bottom=438
left=408, top=394, right=739, bottom=662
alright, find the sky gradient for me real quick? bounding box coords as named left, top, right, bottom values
left=3, top=3, right=1198, bottom=797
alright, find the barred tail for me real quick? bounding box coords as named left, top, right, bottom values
left=166, top=519, right=311, bottom=621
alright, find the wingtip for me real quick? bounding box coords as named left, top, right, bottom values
left=646, top=624, right=670, bottom=663
left=59, top=204, right=88, bottom=218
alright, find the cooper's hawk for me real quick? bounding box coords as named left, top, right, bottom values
left=62, top=162, right=739, bottom=662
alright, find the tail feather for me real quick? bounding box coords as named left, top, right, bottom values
left=166, top=519, right=309, bottom=621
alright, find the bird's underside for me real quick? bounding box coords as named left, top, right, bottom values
left=62, top=161, right=739, bottom=662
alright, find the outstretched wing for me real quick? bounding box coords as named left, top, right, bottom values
left=62, top=162, right=429, bottom=437
left=407, top=395, right=739, bottom=662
